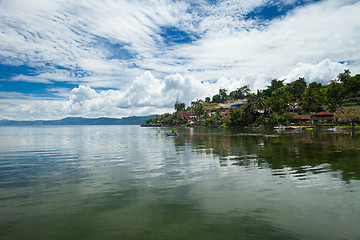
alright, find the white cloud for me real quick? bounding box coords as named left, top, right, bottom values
left=1, top=0, right=359, bottom=85
left=70, top=85, right=98, bottom=103
left=162, top=0, right=360, bottom=84
left=1, top=0, right=360, bottom=119
left=11, top=75, right=53, bottom=84
left=281, top=59, right=348, bottom=84
left=0, top=0, right=185, bottom=76
left=1, top=70, right=253, bottom=120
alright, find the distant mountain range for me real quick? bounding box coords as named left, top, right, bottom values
left=0, top=116, right=156, bottom=126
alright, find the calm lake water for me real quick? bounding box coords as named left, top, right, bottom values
left=0, top=126, right=359, bottom=240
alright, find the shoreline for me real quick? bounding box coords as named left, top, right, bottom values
left=142, top=124, right=360, bottom=134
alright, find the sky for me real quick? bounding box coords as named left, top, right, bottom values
left=0, top=0, right=360, bottom=120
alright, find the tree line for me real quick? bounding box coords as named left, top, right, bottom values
left=148, top=70, right=360, bottom=127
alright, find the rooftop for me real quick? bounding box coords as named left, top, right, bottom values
left=293, top=115, right=311, bottom=120
left=312, top=112, right=334, bottom=116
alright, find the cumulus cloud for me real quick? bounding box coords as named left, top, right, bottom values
left=1, top=0, right=360, bottom=120
left=67, top=71, right=245, bottom=113
left=70, top=85, right=98, bottom=103
left=2, top=70, right=253, bottom=119
left=281, top=59, right=348, bottom=84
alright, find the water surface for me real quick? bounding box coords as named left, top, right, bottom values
left=0, top=126, right=359, bottom=239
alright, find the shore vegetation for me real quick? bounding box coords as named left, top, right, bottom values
left=147, top=70, right=360, bottom=129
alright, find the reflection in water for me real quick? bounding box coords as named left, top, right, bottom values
left=174, top=127, right=360, bottom=183
left=0, top=126, right=359, bottom=240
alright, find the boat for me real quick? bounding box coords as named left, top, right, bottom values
left=328, top=127, right=337, bottom=132
left=166, top=133, right=183, bottom=136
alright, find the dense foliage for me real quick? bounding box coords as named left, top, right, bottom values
left=149, top=70, right=360, bottom=127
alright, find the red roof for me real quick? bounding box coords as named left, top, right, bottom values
left=312, top=112, right=334, bottom=116
left=222, top=109, right=230, bottom=114
left=293, top=115, right=311, bottom=120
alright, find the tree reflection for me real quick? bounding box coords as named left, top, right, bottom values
left=174, top=128, right=360, bottom=182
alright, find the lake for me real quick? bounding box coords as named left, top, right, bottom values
left=0, top=125, right=359, bottom=240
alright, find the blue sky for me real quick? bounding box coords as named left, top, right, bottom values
left=0, top=0, right=359, bottom=120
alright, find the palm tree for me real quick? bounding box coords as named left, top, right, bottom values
left=249, top=93, right=266, bottom=109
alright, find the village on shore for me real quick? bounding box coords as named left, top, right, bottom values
left=144, top=70, right=360, bottom=132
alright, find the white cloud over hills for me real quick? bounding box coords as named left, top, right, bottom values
left=0, top=71, right=244, bottom=119
left=0, top=0, right=359, bottom=120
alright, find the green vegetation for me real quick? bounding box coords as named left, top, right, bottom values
left=174, top=100, right=185, bottom=112
left=335, top=108, right=360, bottom=130
left=148, top=70, right=360, bottom=128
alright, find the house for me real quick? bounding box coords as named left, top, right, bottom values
left=256, top=108, right=272, bottom=115
left=292, top=112, right=335, bottom=125
left=206, top=107, right=230, bottom=117
left=288, top=98, right=301, bottom=113
left=293, top=115, right=311, bottom=124
left=311, top=112, right=335, bottom=124
left=288, top=102, right=301, bottom=113
left=179, top=111, right=199, bottom=122
left=231, top=102, right=247, bottom=108
left=255, top=108, right=272, bottom=122
left=219, top=108, right=230, bottom=115
left=203, top=99, right=248, bottom=119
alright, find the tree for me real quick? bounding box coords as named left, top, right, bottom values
left=244, top=93, right=267, bottom=125
left=270, top=86, right=290, bottom=114
left=191, top=99, right=205, bottom=117
left=229, top=108, right=245, bottom=126
left=335, top=108, right=360, bottom=130
left=248, top=93, right=266, bottom=109
left=174, top=101, right=185, bottom=112
left=219, top=88, right=228, bottom=102
left=229, top=85, right=250, bottom=99
left=212, top=94, right=221, bottom=103
left=324, top=80, right=345, bottom=112
left=263, top=79, right=284, bottom=97
left=301, top=82, right=323, bottom=113
left=337, top=69, right=351, bottom=82
left=243, top=101, right=256, bottom=125
left=343, top=74, right=360, bottom=98
left=285, top=77, right=307, bottom=99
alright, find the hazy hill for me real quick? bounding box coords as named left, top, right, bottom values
left=0, top=115, right=156, bottom=126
